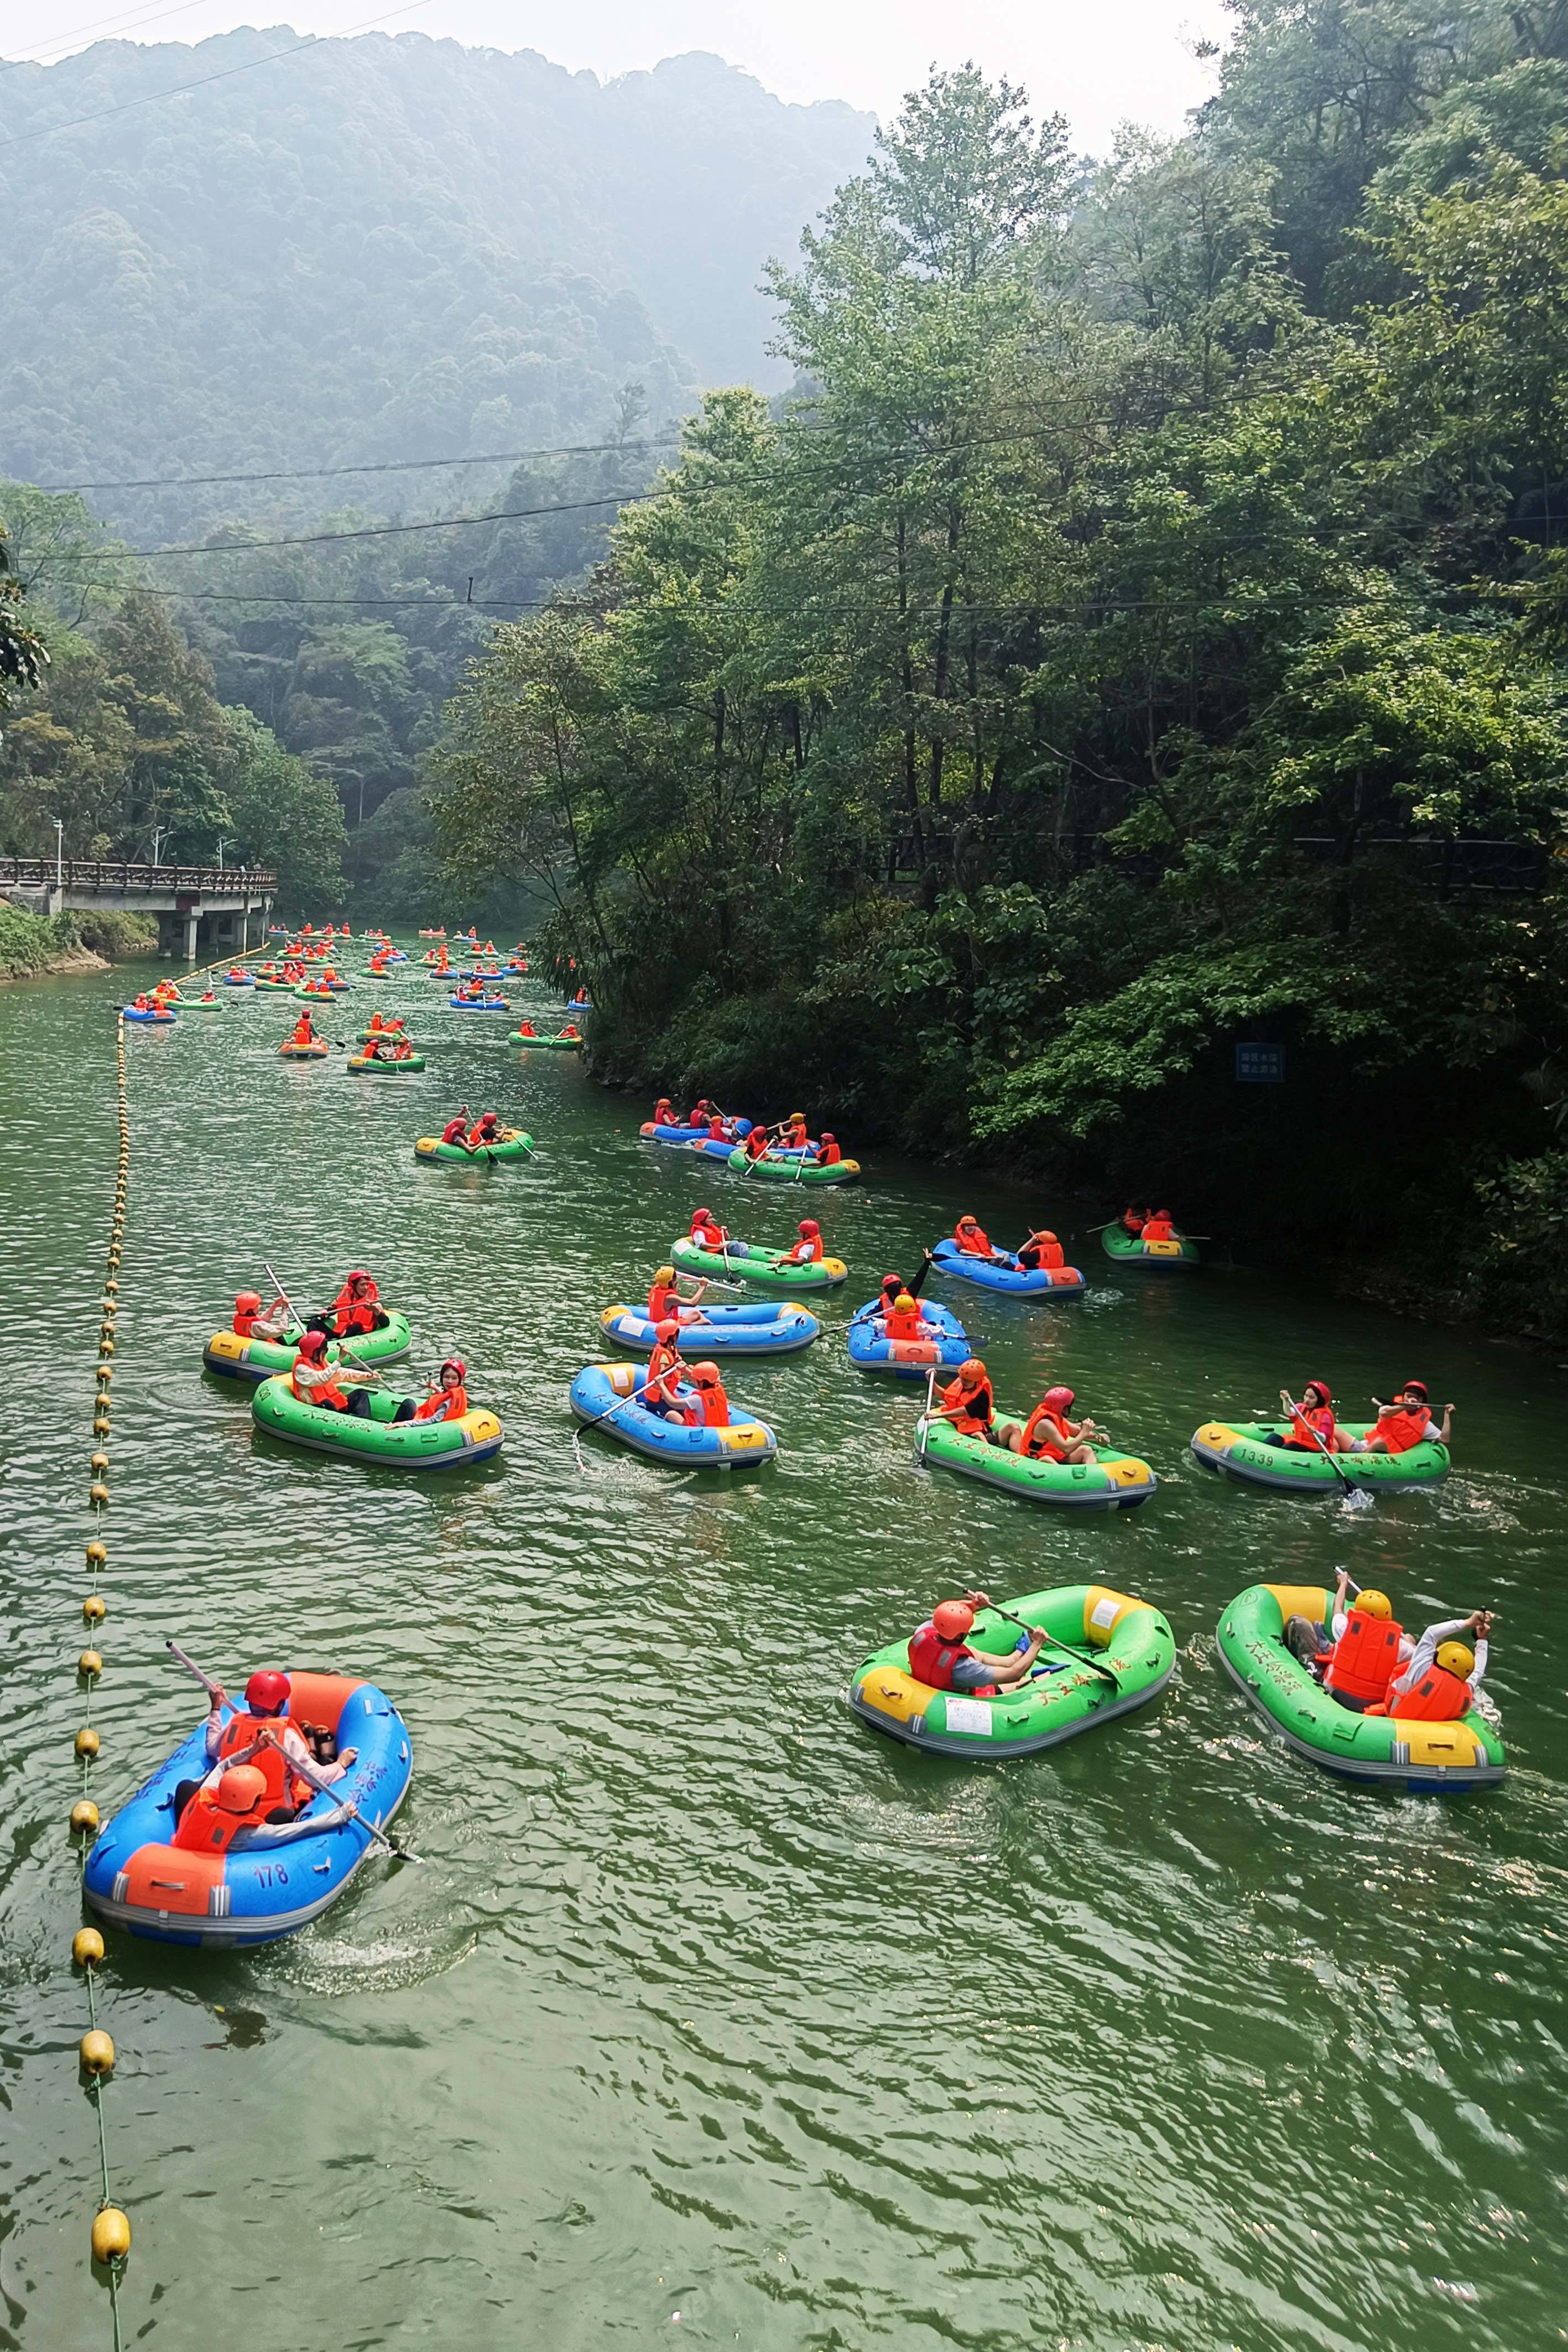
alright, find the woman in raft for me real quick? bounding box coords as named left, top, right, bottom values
left=1272, top=1379, right=1351, bottom=1453
left=646, top=1263, right=712, bottom=1327
left=952, top=1213, right=1012, bottom=1266
left=1004, top=1383, right=1107, bottom=1463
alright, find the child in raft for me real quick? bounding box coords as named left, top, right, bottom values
left=952, top=1214, right=1012, bottom=1265
left=647, top=1264, right=712, bottom=1327
left=1353, top=1380, right=1455, bottom=1454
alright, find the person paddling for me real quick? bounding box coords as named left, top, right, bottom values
left=1006, top=1385, right=1105, bottom=1463
left=1366, top=1609, right=1494, bottom=1721
left=908, top=1595, right=1045, bottom=1694
left=772, top=1218, right=825, bottom=1268
left=648, top=1264, right=711, bottom=1326
left=1352, top=1380, right=1454, bottom=1455
left=929, top=1358, right=1004, bottom=1445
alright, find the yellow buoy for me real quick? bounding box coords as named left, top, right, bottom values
left=97, top=1338, right=114, bottom=1359
left=74, top=1727, right=101, bottom=1759
left=70, top=1799, right=101, bottom=1836
left=90, top=1451, right=110, bottom=1475
left=91, top=2208, right=131, bottom=2265
left=79, top=2030, right=114, bottom=2075
left=79, top=1648, right=103, bottom=1678
left=83, top=1593, right=107, bottom=1620
left=89, top=1482, right=110, bottom=1507
left=72, top=1926, right=105, bottom=1966
left=86, top=1540, right=107, bottom=1568
left=104, top=1278, right=119, bottom=1297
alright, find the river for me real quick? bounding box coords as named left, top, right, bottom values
left=3, top=956, right=1565, bottom=2352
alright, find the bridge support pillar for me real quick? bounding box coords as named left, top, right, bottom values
left=183, top=912, right=199, bottom=961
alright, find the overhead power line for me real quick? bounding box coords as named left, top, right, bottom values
left=1, top=1, right=216, bottom=74
left=30, top=431, right=684, bottom=495
left=0, top=0, right=434, bottom=150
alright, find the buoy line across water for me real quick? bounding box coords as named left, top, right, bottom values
left=70, top=1008, right=133, bottom=2345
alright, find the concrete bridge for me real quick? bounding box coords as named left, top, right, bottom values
left=0, top=857, right=277, bottom=959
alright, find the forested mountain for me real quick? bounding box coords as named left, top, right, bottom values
left=0, top=31, right=873, bottom=538
left=432, top=2, right=1568, bottom=1335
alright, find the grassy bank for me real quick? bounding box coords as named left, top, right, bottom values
left=0, top=904, right=155, bottom=979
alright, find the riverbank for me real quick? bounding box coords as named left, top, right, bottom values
left=0, top=903, right=154, bottom=981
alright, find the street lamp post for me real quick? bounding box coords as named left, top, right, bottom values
left=55, top=816, right=63, bottom=893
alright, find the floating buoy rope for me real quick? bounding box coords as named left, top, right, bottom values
left=70, top=1008, right=132, bottom=2347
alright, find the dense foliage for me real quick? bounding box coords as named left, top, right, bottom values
left=433, top=7, right=1568, bottom=1335
left=0, top=34, right=871, bottom=540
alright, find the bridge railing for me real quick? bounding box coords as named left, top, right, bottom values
left=0, top=858, right=277, bottom=894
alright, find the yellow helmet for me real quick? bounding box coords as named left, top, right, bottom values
left=1436, top=1641, right=1474, bottom=1677
left=1353, top=1589, right=1392, bottom=1620
left=894, top=1293, right=918, bottom=1314
left=655, top=1265, right=675, bottom=1286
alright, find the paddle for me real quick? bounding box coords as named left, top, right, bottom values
left=978, top=1603, right=1121, bottom=1689
left=917, top=1366, right=937, bottom=1466
left=577, top=1354, right=689, bottom=1433
left=1279, top=1390, right=1372, bottom=1508
left=257, top=1730, right=424, bottom=1864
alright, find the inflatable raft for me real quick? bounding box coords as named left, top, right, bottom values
left=1216, top=1583, right=1504, bottom=1791
left=81, top=1672, right=414, bottom=1947
left=179, top=997, right=223, bottom=1014
left=356, top=1023, right=410, bottom=1044
left=1191, top=1419, right=1451, bottom=1492
left=251, top=1374, right=503, bottom=1468
left=847, top=1298, right=970, bottom=1378
left=641, top=1117, right=753, bottom=1146
left=348, top=1051, right=425, bottom=1074
left=414, top=1128, right=533, bottom=1165
left=930, top=1237, right=1086, bottom=1297
left=597, top=1299, right=819, bottom=1357
left=1101, top=1226, right=1200, bottom=1269
left=569, top=1360, right=777, bottom=1468
left=253, top=977, right=293, bottom=992
left=222, top=972, right=254, bottom=988
left=671, top=1236, right=847, bottom=1291
left=278, top=1039, right=329, bottom=1059
left=918, top=1415, right=1158, bottom=1509
left=725, top=1146, right=860, bottom=1185
left=448, top=995, right=509, bottom=1011
left=204, top=1312, right=413, bottom=1384
left=123, top=1005, right=175, bottom=1023
left=849, top=1584, right=1176, bottom=1761
left=511, top=1032, right=581, bottom=1050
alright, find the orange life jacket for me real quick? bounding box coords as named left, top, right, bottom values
left=643, top=1344, right=682, bottom=1404
left=786, top=1236, right=825, bottom=1263
left=441, top=1118, right=468, bottom=1144
left=1023, top=1237, right=1064, bottom=1269
left=291, top=1020, right=312, bottom=1044
left=686, top=1383, right=730, bottom=1428
left=1379, top=1407, right=1434, bottom=1455
left=1383, top=1663, right=1471, bottom=1722
left=955, top=1223, right=992, bottom=1256
left=746, top=1127, right=769, bottom=1159
left=171, top=1781, right=270, bottom=1853
left=413, top=1383, right=467, bottom=1422
left=216, top=1714, right=311, bottom=1810
left=691, top=1215, right=723, bottom=1245
left=292, top=1360, right=348, bottom=1411
left=1283, top=1403, right=1336, bottom=1451
left=333, top=1299, right=378, bottom=1336
left=648, top=1283, right=681, bottom=1322
left=907, top=1623, right=997, bottom=1696
left=942, top=1374, right=994, bottom=1435
left=1122, top=1210, right=1145, bottom=1233
left=1141, top=1217, right=1175, bottom=1243
left=1324, top=1611, right=1404, bottom=1708
left=817, top=1140, right=841, bottom=1165
left=1020, top=1404, right=1071, bottom=1461
left=885, top=1307, right=925, bottom=1341
left=517, top=1022, right=536, bottom=1036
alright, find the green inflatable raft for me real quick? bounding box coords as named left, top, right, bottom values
left=725, top=1146, right=861, bottom=1185
left=1217, top=1582, right=1504, bottom=1792
left=671, top=1236, right=847, bottom=1291
left=1101, top=1226, right=1200, bottom=1269
left=251, top=1375, right=503, bottom=1469
left=203, top=1312, right=413, bottom=1383
left=348, top=1051, right=426, bottom=1073
left=356, top=1025, right=413, bottom=1044
left=1191, top=1419, right=1450, bottom=1491
left=414, top=1129, right=534, bottom=1164
left=918, top=1415, right=1157, bottom=1509
left=509, top=1031, right=581, bottom=1050
left=849, top=1584, right=1175, bottom=1760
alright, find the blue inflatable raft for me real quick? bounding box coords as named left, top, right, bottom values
left=447, top=995, right=510, bottom=1011
left=569, top=1361, right=778, bottom=1466
left=931, top=1237, right=1086, bottom=1298
left=847, top=1297, right=971, bottom=1378
left=81, top=1672, right=412, bottom=1948
left=640, top=1117, right=753, bottom=1147
left=597, top=1299, right=819, bottom=1356
left=123, top=1004, right=175, bottom=1023
left=222, top=972, right=254, bottom=988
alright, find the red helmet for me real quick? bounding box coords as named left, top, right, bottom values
left=440, top=1357, right=466, bottom=1381
left=957, top=1213, right=977, bottom=1229
left=691, top=1361, right=721, bottom=1385
left=655, top=1319, right=679, bottom=1341
left=296, top=1328, right=327, bottom=1357
left=881, top=1272, right=903, bottom=1293
left=932, top=1600, right=975, bottom=1641
left=821, top=1131, right=835, bottom=1141
left=216, top=1763, right=268, bottom=1814
left=1303, top=1378, right=1333, bottom=1405
left=1403, top=1377, right=1429, bottom=1398
left=344, top=1268, right=371, bottom=1285
left=695, top=1207, right=713, bottom=1220
left=235, top=1290, right=262, bottom=1314
left=244, top=1669, right=290, bottom=1714
left=1041, top=1384, right=1075, bottom=1412
left=800, top=1219, right=820, bottom=1236
left=1153, top=1209, right=1172, bottom=1220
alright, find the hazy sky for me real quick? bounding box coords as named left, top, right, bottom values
left=5, top=0, right=1230, bottom=151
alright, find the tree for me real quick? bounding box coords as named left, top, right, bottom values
left=219, top=711, right=347, bottom=913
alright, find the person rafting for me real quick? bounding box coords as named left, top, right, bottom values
left=1353, top=1380, right=1454, bottom=1454
left=648, top=1264, right=710, bottom=1325
left=953, top=1214, right=1008, bottom=1263
left=289, top=1012, right=316, bottom=1047
left=1141, top=1208, right=1177, bottom=1243
left=653, top=1096, right=679, bottom=1128
left=1276, top=1380, right=1349, bottom=1452
left=290, top=1328, right=376, bottom=1415
left=1367, top=1609, right=1494, bottom=1721
left=232, top=1286, right=294, bottom=1341
left=743, top=1122, right=770, bottom=1162
left=560, top=1022, right=581, bottom=1040
left=1016, top=1227, right=1065, bottom=1272
left=642, top=1323, right=689, bottom=1422
left=322, top=1271, right=387, bottom=1339
left=689, top=1206, right=727, bottom=1250
left=389, top=1039, right=416, bottom=1061
left=440, top=1109, right=473, bottom=1149
left=396, top=1357, right=470, bottom=1424
left=515, top=1019, right=537, bottom=1037
left=814, top=1131, right=842, bottom=1166
left=168, top=1669, right=357, bottom=1839
left=1319, top=1585, right=1404, bottom=1713
left=683, top=1361, right=731, bottom=1427
left=908, top=1594, right=1046, bottom=1694
left=1122, top=1205, right=1149, bottom=1235
left=467, top=1112, right=503, bottom=1149
left=131, top=992, right=152, bottom=1012
left=930, top=1358, right=1002, bottom=1443
left=772, top=1218, right=825, bottom=1267
left=883, top=1291, right=931, bottom=1341
left=1006, top=1384, right=1105, bottom=1462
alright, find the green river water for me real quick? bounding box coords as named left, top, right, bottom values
left=3, top=955, right=1567, bottom=2352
